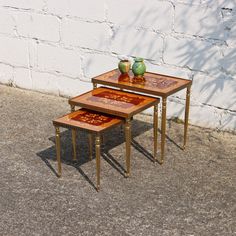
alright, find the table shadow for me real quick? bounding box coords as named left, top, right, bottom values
left=37, top=118, right=155, bottom=189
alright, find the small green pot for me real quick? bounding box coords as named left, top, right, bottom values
left=132, top=57, right=146, bottom=77
left=118, top=60, right=131, bottom=74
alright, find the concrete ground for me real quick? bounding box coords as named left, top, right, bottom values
left=0, top=84, right=235, bottom=236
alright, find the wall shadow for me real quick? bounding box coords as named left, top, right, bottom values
left=83, top=1, right=236, bottom=129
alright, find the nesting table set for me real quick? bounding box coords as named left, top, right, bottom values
left=53, top=69, right=192, bottom=191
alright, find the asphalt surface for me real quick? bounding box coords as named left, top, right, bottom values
left=0, top=84, right=235, bottom=236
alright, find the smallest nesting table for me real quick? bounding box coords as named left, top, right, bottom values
left=53, top=108, right=123, bottom=191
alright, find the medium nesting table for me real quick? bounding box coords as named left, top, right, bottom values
left=92, top=69, right=192, bottom=164
left=53, top=108, right=123, bottom=191
left=69, top=87, right=160, bottom=175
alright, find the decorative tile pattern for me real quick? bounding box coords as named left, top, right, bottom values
left=144, top=76, right=178, bottom=89
left=115, top=73, right=177, bottom=89
left=87, top=90, right=145, bottom=108
left=71, top=111, right=113, bottom=126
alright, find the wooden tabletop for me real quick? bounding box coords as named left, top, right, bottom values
left=53, top=108, right=123, bottom=133
left=69, top=87, right=159, bottom=118
left=92, top=69, right=192, bottom=97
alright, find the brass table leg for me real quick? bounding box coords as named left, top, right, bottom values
left=70, top=104, right=75, bottom=112
left=153, top=104, right=158, bottom=162
left=93, top=83, right=97, bottom=89
left=72, top=129, right=77, bottom=161
left=88, top=133, right=93, bottom=160
left=183, top=86, right=191, bottom=150
left=95, top=134, right=101, bottom=191
left=55, top=126, right=62, bottom=177
left=161, top=98, right=167, bottom=164
left=125, top=118, right=131, bottom=177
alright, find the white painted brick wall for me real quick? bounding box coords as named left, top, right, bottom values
left=202, top=0, right=236, bottom=8
left=106, top=0, right=173, bottom=33
left=0, top=0, right=235, bottom=131
left=46, top=0, right=105, bottom=21
left=15, top=12, right=60, bottom=42
left=13, top=67, right=32, bottom=90
left=0, top=63, right=13, bottom=84
left=222, top=47, right=236, bottom=76
left=82, top=53, right=118, bottom=79
left=163, top=36, right=222, bottom=73
left=111, top=26, right=163, bottom=61
left=36, top=44, right=81, bottom=78
left=0, top=0, right=45, bottom=11
left=175, top=4, right=225, bottom=40
left=0, top=36, right=29, bottom=67
left=227, top=23, right=236, bottom=47
left=0, top=8, right=15, bottom=35
left=31, top=71, right=90, bottom=97
left=61, top=19, right=111, bottom=50
left=192, top=73, right=236, bottom=110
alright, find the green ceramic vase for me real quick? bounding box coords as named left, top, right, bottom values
left=118, top=60, right=131, bottom=74
left=132, top=57, right=146, bottom=77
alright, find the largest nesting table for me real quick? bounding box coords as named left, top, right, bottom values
left=92, top=69, right=192, bottom=164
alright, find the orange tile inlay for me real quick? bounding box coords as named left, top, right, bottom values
left=143, top=76, right=177, bottom=88
left=71, top=111, right=113, bottom=126
left=87, top=90, right=145, bottom=108
left=116, top=73, right=177, bottom=89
